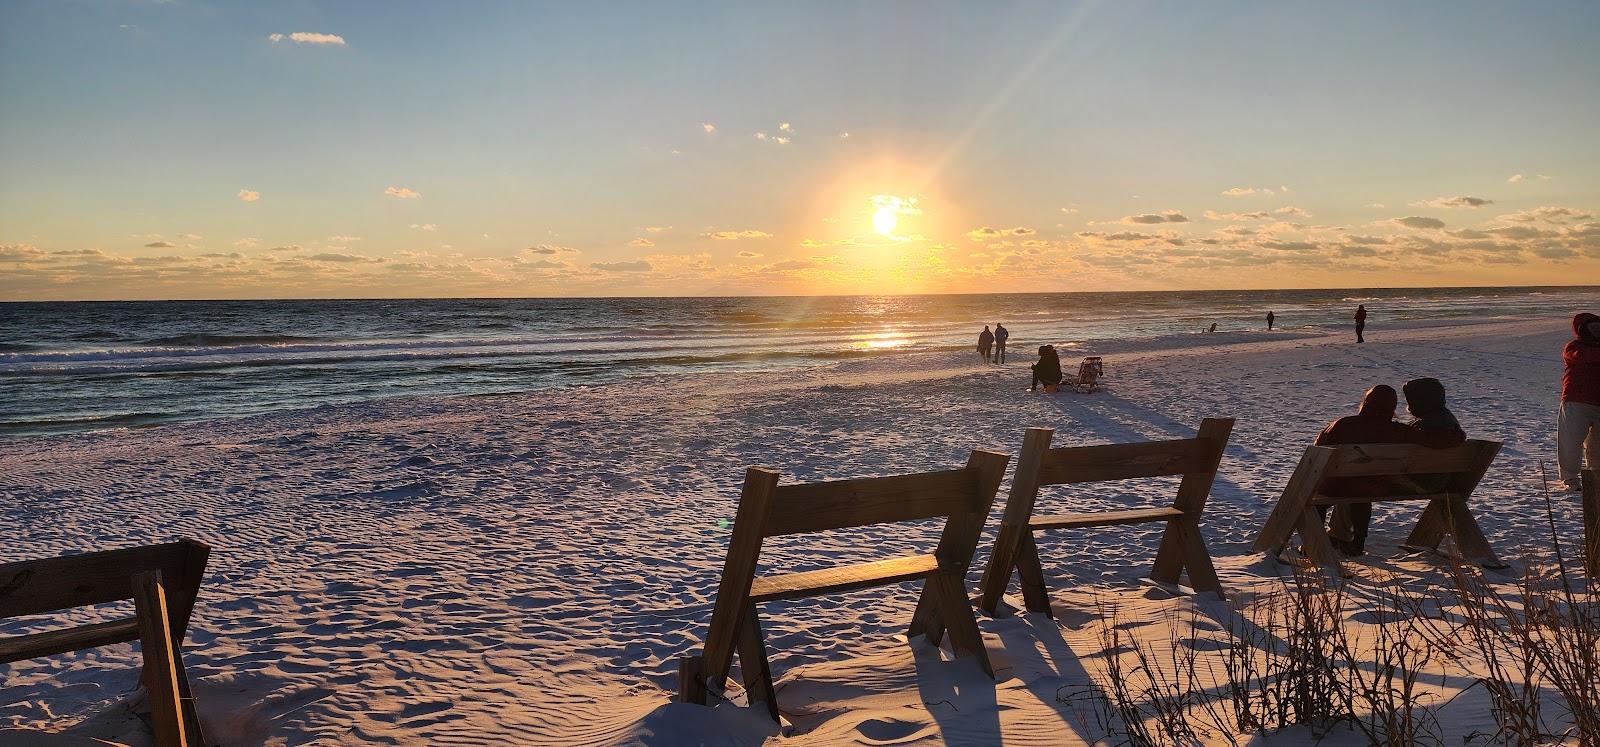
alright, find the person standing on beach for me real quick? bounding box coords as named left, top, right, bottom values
left=1267, top=311, right=1275, bottom=330
left=1557, top=312, right=1600, bottom=492
left=1314, top=384, right=1463, bottom=556
left=1354, top=304, right=1368, bottom=343
left=977, top=325, right=994, bottom=364
left=994, top=323, right=1009, bottom=364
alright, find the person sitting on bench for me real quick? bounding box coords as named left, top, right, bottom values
left=1030, top=345, right=1063, bottom=392
left=1315, top=384, right=1465, bottom=556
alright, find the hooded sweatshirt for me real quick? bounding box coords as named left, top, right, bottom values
left=1403, top=377, right=1464, bottom=435
left=1562, top=312, right=1600, bottom=405
left=1315, top=385, right=1464, bottom=497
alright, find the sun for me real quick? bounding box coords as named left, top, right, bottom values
left=872, top=205, right=899, bottom=237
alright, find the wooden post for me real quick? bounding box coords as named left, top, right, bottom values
left=132, top=571, right=188, bottom=747
left=1151, top=418, right=1233, bottom=595
left=693, top=468, right=779, bottom=702
left=910, top=449, right=1009, bottom=645
left=978, top=428, right=1053, bottom=615
left=735, top=604, right=779, bottom=723
left=1583, top=469, right=1599, bottom=578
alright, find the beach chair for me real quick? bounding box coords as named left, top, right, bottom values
left=0, top=539, right=211, bottom=747
left=1250, top=440, right=1504, bottom=574
left=677, top=450, right=1010, bottom=723
left=1066, top=356, right=1104, bottom=393
left=978, top=418, right=1234, bottom=618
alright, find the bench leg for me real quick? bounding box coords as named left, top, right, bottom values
left=736, top=604, right=780, bottom=723
left=1177, top=521, right=1224, bottom=598
left=1296, top=508, right=1343, bottom=577
left=929, top=571, right=993, bottom=678
left=908, top=580, right=946, bottom=647
left=977, top=523, right=1024, bottom=616
left=678, top=655, right=707, bottom=705
left=1404, top=499, right=1449, bottom=550
left=1015, top=533, right=1053, bottom=618
left=132, top=571, right=189, bottom=747
left=1442, top=497, right=1505, bottom=568
left=1151, top=522, right=1184, bottom=585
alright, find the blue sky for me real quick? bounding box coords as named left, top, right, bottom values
left=2, top=1, right=1598, bottom=299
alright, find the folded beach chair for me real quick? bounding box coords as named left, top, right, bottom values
left=678, top=450, right=1009, bottom=723
left=0, top=539, right=212, bottom=746
left=1066, top=356, right=1104, bottom=393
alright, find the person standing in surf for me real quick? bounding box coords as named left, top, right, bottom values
left=994, top=323, right=1009, bottom=364
left=1267, top=311, right=1275, bottom=330
left=1354, top=304, right=1368, bottom=343
left=977, top=326, right=994, bottom=364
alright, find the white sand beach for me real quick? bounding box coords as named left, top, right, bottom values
left=1, top=317, right=1591, bottom=746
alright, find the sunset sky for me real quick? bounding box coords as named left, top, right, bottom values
left=3, top=1, right=1598, bottom=300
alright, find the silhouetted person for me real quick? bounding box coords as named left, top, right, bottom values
left=1207, top=323, right=1217, bottom=333
left=1404, top=377, right=1466, bottom=492
left=1354, top=304, right=1368, bottom=343
left=1030, top=345, right=1062, bottom=392
left=994, top=323, right=1009, bottom=364
left=1558, top=312, right=1600, bottom=492
left=977, top=325, right=994, bottom=364
left=1315, top=384, right=1464, bottom=556
left=1267, top=311, right=1275, bottom=330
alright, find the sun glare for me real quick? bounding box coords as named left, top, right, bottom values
left=869, top=195, right=919, bottom=239
left=872, top=205, right=898, bottom=236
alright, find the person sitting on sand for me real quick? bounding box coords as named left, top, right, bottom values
left=1030, top=345, right=1062, bottom=392
left=1558, top=312, right=1600, bottom=492
left=977, top=325, right=994, bottom=364
left=1315, top=384, right=1465, bottom=556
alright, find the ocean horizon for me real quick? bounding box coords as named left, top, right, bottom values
left=3, top=284, right=1595, bottom=436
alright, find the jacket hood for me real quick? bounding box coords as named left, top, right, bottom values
left=1357, top=385, right=1398, bottom=419
left=1576, top=313, right=1600, bottom=342
left=1403, top=377, right=1447, bottom=416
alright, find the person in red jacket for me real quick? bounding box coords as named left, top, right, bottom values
left=1315, top=384, right=1465, bottom=555
left=1558, top=312, right=1600, bottom=491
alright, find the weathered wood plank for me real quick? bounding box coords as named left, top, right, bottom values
left=1037, top=438, right=1213, bottom=485
left=0, top=540, right=209, bottom=619
left=762, top=468, right=979, bottom=537
left=1312, top=492, right=1453, bottom=506
left=978, top=427, right=1054, bottom=615
left=1321, top=442, right=1490, bottom=478
left=1031, top=507, right=1185, bottom=531
left=928, top=570, right=992, bottom=677
left=749, top=554, right=940, bottom=603
left=1251, top=447, right=1336, bottom=553
left=0, top=617, right=140, bottom=665
left=696, top=468, right=778, bottom=700
left=736, top=605, right=779, bottom=723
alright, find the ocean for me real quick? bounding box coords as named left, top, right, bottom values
left=2, top=286, right=1594, bottom=436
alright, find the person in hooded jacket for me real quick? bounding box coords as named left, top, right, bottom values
left=977, top=326, right=995, bottom=364
left=1558, top=312, right=1600, bottom=491
left=1314, top=384, right=1465, bottom=556
left=1403, top=377, right=1466, bottom=493
left=1030, top=345, right=1063, bottom=392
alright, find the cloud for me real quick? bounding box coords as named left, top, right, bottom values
left=410, top=223, right=437, bottom=231
left=384, top=186, right=420, bottom=199
left=1205, top=210, right=1271, bottom=221
left=306, top=253, right=380, bottom=263
left=754, top=132, right=790, bottom=145
left=965, top=226, right=1036, bottom=240
left=327, top=235, right=362, bottom=243
left=0, top=244, right=44, bottom=262
left=236, top=189, right=260, bottom=202
left=1122, top=211, right=1188, bottom=224
left=517, top=258, right=568, bottom=269
left=1393, top=216, right=1446, bottom=230
left=1221, top=187, right=1274, bottom=197
left=268, top=244, right=304, bottom=252
left=629, top=238, right=655, bottom=247
left=1259, top=240, right=1318, bottom=251
left=706, top=229, right=771, bottom=240
left=737, top=251, right=763, bottom=258
left=1508, top=174, right=1554, bottom=183
left=524, top=244, right=578, bottom=255
left=234, top=237, right=260, bottom=248
left=1498, top=206, right=1593, bottom=224
left=1411, top=196, right=1494, bottom=209
left=701, top=123, right=716, bottom=134
left=1275, top=206, right=1313, bottom=218
left=178, top=233, right=202, bottom=241
left=1060, top=207, right=1079, bottom=214
left=269, top=32, right=346, bottom=45
left=645, top=226, right=671, bottom=233
left=144, top=240, right=176, bottom=248
left=591, top=260, right=652, bottom=272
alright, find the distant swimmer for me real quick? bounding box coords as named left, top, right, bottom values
left=1267, top=311, right=1276, bottom=330
left=1355, top=304, right=1368, bottom=343
left=978, top=325, right=994, bottom=364
left=994, top=323, right=1009, bottom=364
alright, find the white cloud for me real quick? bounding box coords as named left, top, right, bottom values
left=269, top=32, right=346, bottom=46
left=236, top=189, right=260, bottom=202
left=234, top=237, right=260, bottom=248
left=1508, top=174, right=1554, bottom=183
left=1410, top=196, right=1493, bottom=209
left=328, top=235, right=362, bottom=243
left=1275, top=206, right=1313, bottom=218
left=1393, top=216, right=1447, bottom=229
left=307, top=252, right=380, bottom=263
left=966, top=226, right=1036, bottom=240
left=779, top=122, right=792, bottom=132
left=410, top=223, right=437, bottom=232
left=737, top=251, right=763, bottom=258
left=178, top=233, right=202, bottom=241
left=1205, top=210, right=1271, bottom=221
left=523, top=244, right=578, bottom=255
left=645, top=226, right=671, bottom=233
left=705, top=229, right=772, bottom=240
left=701, top=123, right=716, bottom=134
left=144, top=240, right=176, bottom=248
left=591, top=260, right=652, bottom=272
left=385, top=186, right=420, bottom=199
left=629, top=238, right=655, bottom=247
left=1221, top=187, right=1275, bottom=197
left=1122, top=211, right=1188, bottom=225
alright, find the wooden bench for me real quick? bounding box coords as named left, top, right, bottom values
left=677, top=450, right=1010, bottom=723
left=978, top=418, right=1234, bottom=618
left=1249, top=440, right=1503, bottom=574
left=0, top=539, right=211, bottom=747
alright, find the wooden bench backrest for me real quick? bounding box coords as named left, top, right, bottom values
left=762, top=467, right=983, bottom=537
left=1038, top=436, right=1219, bottom=486
left=1315, top=440, right=1499, bottom=485
left=0, top=540, right=210, bottom=658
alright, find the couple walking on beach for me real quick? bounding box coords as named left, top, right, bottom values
left=978, top=323, right=1008, bottom=364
